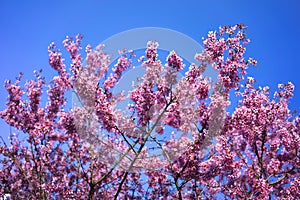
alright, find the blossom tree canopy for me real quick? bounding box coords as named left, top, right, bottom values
left=0, top=24, right=299, bottom=199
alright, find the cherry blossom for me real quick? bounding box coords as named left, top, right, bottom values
left=0, top=25, right=299, bottom=199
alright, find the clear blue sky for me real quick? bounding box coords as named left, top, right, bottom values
left=0, top=1, right=300, bottom=137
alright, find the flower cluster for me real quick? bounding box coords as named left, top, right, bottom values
left=166, top=50, right=185, bottom=71
left=0, top=25, right=299, bottom=199
left=104, top=54, right=131, bottom=91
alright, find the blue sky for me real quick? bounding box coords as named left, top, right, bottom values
left=0, top=1, right=300, bottom=139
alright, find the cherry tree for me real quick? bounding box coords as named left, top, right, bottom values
left=0, top=24, right=299, bottom=199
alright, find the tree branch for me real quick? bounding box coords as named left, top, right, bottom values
left=113, top=100, right=173, bottom=199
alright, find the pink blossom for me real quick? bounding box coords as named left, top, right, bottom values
left=0, top=25, right=299, bottom=199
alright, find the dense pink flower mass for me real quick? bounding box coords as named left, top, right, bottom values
left=0, top=24, right=299, bottom=199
